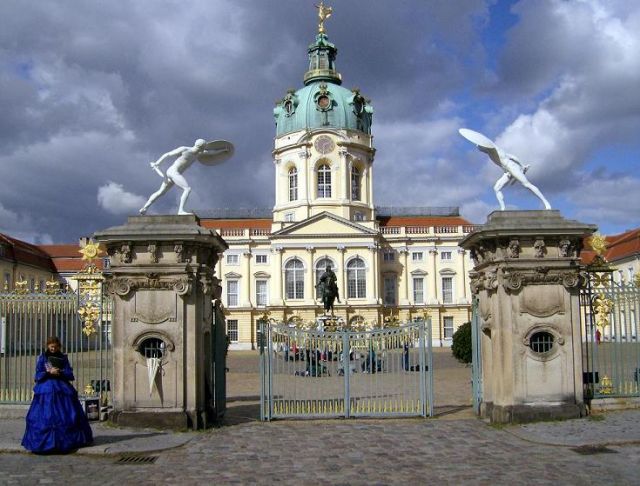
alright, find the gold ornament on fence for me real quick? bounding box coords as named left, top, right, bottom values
left=73, top=239, right=105, bottom=336
left=599, top=375, right=614, bottom=395
left=593, top=293, right=614, bottom=329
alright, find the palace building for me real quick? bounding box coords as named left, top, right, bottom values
left=197, top=21, right=479, bottom=349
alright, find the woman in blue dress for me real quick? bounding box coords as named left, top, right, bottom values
left=21, top=336, right=93, bottom=453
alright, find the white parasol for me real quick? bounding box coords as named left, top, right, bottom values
left=147, top=357, right=161, bottom=397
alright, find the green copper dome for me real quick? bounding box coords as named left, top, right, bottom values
left=274, top=33, right=373, bottom=136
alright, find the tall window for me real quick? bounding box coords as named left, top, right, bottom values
left=317, top=164, right=331, bottom=198
left=443, top=316, right=454, bottom=339
left=351, top=166, right=361, bottom=201
left=413, top=277, right=424, bottom=304
left=285, top=258, right=304, bottom=299
left=255, top=279, right=268, bottom=307
left=227, top=320, right=238, bottom=342
left=3, top=272, right=10, bottom=290
left=383, top=275, right=396, bottom=305
left=315, top=257, right=334, bottom=299
left=347, top=258, right=366, bottom=298
left=288, top=167, right=298, bottom=201
left=442, top=277, right=453, bottom=304
left=227, top=280, right=239, bottom=307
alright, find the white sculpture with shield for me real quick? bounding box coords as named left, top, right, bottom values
left=459, top=128, right=551, bottom=211
left=140, top=139, right=234, bottom=215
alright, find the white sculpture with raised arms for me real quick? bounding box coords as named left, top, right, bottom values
left=459, top=128, right=551, bottom=211
left=139, top=139, right=234, bottom=215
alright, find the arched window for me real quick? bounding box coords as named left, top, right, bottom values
left=351, top=166, right=361, bottom=201
left=315, top=257, right=334, bottom=299
left=317, top=164, right=331, bottom=198
left=285, top=258, right=304, bottom=299
left=347, top=258, right=366, bottom=299
left=288, top=167, right=298, bottom=201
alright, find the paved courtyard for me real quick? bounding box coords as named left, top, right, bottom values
left=1, top=349, right=639, bottom=485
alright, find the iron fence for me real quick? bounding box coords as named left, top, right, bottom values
left=260, top=319, right=432, bottom=420
left=0, top=290, right=112, bottom=404
left=581, top=268, right=640, bottom=399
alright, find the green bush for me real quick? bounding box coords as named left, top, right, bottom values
left=451, top=321, right=472, bottom=364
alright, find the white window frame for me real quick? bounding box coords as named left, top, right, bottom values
left=383, top=275, right=396, bottom=305
left=347, top=258, right=366, bottom=299
left=226, top=254, right=239, bottom=265
left=351, top=166, right=361, bottom=201
left=227, top=280, right=239, bottom=307
left=285, top=258, right=304, bottom=299
left=442, top=276, right=454, bottom=304
left=412, top=251, right=423, bottom=262
left=227, top=319, right=239, bottom=343
left=413, top=277, right=424, bottom=304
left=317, top=164, right=332, bottom=198
left=255, top=254, right=268, bottom=264
left=440, top=251, right=453, bottom=261
left=288, top=167, right=298, bottom=201
left=255, top=279, right=268, bottom=307
left=443, top=316, right=454, bottom=339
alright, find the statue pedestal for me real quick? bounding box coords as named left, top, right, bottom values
left=316, top=314, right=345, bottom=331
left=460, top=210, right=596, bottom=423
left=95, top=215, right=228, bottom=429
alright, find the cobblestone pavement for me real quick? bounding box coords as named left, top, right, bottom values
left=1, top=418, right=639, bottom=485
left=2, top=350, right=639, bottom=485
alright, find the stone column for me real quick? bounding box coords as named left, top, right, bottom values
left=95, top=215, right=228, bottom=429
left=368, top=243, right=378, bottom=304
left=399, top=247, right=409, bottom=305
left=337, top=245, right=346, bottom=304
left=271, top=246, right=284, bottom=305
left=298, top=149, right=310, bottom=209
left=340, top=148, right=349, bottom=203
left=242, top=251, right=252, bottom=307
left=460, top=210, right=596, bottom=423
left=457, top=248, right=468, bottom=303
left=429, top=247, right=438, bottom=303
left=306, top=245, right=315, bottom=305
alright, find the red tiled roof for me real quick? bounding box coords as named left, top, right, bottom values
left=0, top=233, right=57, bottom=272
left=581, top=228, right=640, bottom=265
left=38, top=244, right=106, bottom=273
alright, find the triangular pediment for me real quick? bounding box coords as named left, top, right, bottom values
left=272, top=212, right=378, bottom=238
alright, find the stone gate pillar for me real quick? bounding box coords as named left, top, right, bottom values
left=460, top=210, right=595, bottom=423
left=95, top=215, right=228, bottom=429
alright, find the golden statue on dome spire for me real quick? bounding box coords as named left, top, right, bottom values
left=316, top=1, right=333, bottom=34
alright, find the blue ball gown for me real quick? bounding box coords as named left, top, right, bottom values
left=21, top=352, right=94, bottom=453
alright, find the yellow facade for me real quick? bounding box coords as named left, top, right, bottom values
left=206, top=213, right=476, bottom=350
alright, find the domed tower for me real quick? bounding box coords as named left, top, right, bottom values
left=272, top=5, right=375, bottom=225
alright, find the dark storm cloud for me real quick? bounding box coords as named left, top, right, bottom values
left=0, top=0, right=638, bottom=242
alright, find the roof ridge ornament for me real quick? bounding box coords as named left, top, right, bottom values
left=316, top=1, right=333, bottom=34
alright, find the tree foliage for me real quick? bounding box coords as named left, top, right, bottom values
left=451, top=321, right=472, bottom=364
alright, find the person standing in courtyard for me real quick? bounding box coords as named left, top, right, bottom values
left=22, top=337, right=93, bottom=454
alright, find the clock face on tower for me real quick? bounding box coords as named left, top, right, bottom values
left=314, top=135, right=335, bottom=155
